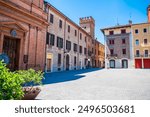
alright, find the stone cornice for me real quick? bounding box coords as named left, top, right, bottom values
left=0, top=0, right=48, bottom=28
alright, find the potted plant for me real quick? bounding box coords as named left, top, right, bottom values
left=0, top=60, right=44, bottom=100
left=16, top=69, right=44, bottom=100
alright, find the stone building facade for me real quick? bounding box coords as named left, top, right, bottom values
left=101, top=24, right=134, bottom=69
left=44, top=2, right=104, bottom=72
left=0, top=0, right=48, bottom=71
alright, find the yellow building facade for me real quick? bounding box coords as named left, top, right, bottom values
left=132, top=23, right=150, bottom=68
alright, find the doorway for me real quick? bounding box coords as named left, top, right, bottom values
left=109, top=60, right=115, bottom=68
left=2, top=36, right=20, bottom=71
left=47, top=59, right=52, bottom=72
left=122, top=59, right=128, bottom=68
left=66, top=54, right=69, bottom=70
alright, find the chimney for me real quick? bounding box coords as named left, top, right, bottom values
left=147, top=5, right=150, bottom=22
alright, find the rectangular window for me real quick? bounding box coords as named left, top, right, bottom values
left=121, top=29, right=126, bottom=34
left=46, top=32, right=50, bottom=44
left=92, top=48, right=94, bottom=54
left=68, top=25, right=70, bottom=33
left=75, top=30, right=77, bottom=36
left=79, top=46, right=82, bottom=53
left=135, top=29, right=138, bottom=34
left=136, top=50, right=140, bottom=57
left=84, top=48, right=87, bottom=55
left=59, top=20, right=62, bottom=28
left=110, top=49, right=114, bottom=55
left=58, top=54, right=61, bottom=65
left=109, top=31, right=114, bottom=35
left=145, top=50, right=148, bottom=57
left=46, top=32, right=55, bottom=46
left=57, top=37, right=63, bottom=48
left=50, top=34, right=55, bottom=46
left=109, top=40, right=114, bottom=45
left=85, top=36, right=87, bottom=42
left=143, top=28, right=147, bottom=33
left=66, top=40, right=71, bottom=50
left=135, top=39, right=139, bottom=45
left=122, top=39, right=126, bottom=44
left=80, top=33, right=82, bottom=40
left=73, top=43, right=77, bottom=52
left=144, top=39, right=148, bottom=45
left=74, top=56, right=76, bottom=66
left=50, top=14, right=54, bottom=23
left=122, top=49, right=126, bottom=55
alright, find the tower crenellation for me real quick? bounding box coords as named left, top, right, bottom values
left=79, top=16, right=95, bottom=38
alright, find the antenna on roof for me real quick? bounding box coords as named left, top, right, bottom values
left=116, top=17, right=119, bottom=26
left=129, top=12, right=132, bottom=20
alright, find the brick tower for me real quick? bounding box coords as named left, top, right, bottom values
left=148, top=5, right=150, bottom=22
left=79, top=16, right=95, bottom=38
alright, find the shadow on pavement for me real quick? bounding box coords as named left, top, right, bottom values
left=42, top=68, right=102, bottom=85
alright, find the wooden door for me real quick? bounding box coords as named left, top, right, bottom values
left=3, top=36, right=20, bottom=71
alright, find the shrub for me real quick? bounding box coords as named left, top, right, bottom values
left=0, top=61, right=44, bottom=100
left=16, top=69, right=44, bottom=86
left=0, top=61, right=24, bottom=100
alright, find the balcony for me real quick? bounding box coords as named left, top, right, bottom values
left=134, top=54, right=150, bottom=58
left=106, top=54, right=118, bottom=59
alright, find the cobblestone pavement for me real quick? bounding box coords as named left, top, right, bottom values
left=36, top=68, right=150, bottom=100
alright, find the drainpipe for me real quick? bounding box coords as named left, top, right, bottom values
left=44, top=4, right=49, bottom=72
left=77, top=28, right=80, bottom=70
left=104, top=35, right=107, bottom=69
left=63, top=18, right=67, bottom=71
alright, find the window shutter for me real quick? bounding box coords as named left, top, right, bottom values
left=46, top=32, right=49, bottom=44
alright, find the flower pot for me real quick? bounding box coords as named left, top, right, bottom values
left=22, top=87, right=41, bottom=100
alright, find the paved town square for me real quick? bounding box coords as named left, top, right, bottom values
left=36, top=69, right=150, bottom=100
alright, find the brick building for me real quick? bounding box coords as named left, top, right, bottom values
left=44, top=2, right=104, bottom=72
left=95, top=40, right=105, bottom=68
left=0, top=0, right=48, bottom=71
left=0, top=0, right=104, bottom=72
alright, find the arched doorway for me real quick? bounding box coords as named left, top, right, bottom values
left=66, top=54, right=69, bottom=70
left=109, top=60, right=115, bottom=68
left=122, top=59, right=128, bottom=68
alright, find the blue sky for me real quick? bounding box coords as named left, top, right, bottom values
left=45, top=0, right=150, bottom=44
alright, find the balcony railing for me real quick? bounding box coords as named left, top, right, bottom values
left=134, top=54, right=150, bottom=58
